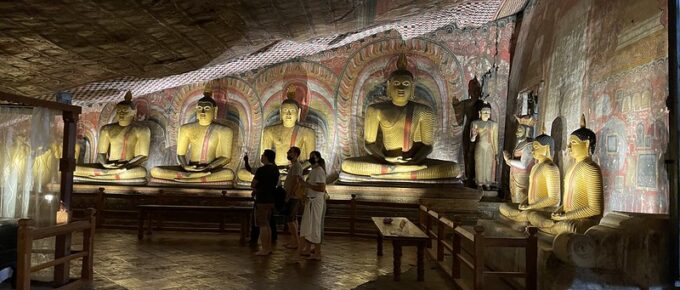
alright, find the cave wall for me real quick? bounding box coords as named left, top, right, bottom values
left=506, top=0, right=669, bottom=213
left=78, top=22, right=515, bottom=182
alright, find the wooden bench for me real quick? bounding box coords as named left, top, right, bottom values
left=372, top=217, right=430, bottom=281
left=137, top=205, right=252, bottom=243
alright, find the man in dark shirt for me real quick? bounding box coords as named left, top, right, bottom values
left=252, top=149, right=280, bottom=256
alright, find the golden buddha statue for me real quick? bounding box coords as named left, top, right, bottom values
left=340, top=54, right=460, bottom=181
left=528, top=115, right=603, bottom=235
left=74, top=92, right=150, bottom=184
left=150, top=85, right=235, bottom=184
left=236, top=87, right=316, bottom=183
left=503, top=117, right=534, bottom=203
left=470, top=102, right=498, bottom=189
left=499, top=131, right=560, bottom=222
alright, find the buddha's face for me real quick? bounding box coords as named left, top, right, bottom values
left=115, top=104, right=135, bottom=125
left=516, top=126, right=526, bottom=138
left=387, top=74, right=414, bottom=106
left=567, top=135, right=590, bottom=160
left=480, top=108, right=491, bottom=121
left=196, top=102, right=215, bottom=125
left=532, top=141, right=550, bottom=161
left=280, top=103, right=299, bottom=128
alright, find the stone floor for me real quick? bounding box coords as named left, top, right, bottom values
left=7, top=229, right=456, bottom=290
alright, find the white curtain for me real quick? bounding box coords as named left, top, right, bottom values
left=0, top=107, right=59, bottom=224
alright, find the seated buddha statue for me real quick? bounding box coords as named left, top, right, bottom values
left=74, top=92, right=150, bottom=184
left=340, top=54, right=460, bottom=181
left=236, top=87, right=316, bottom=183
left=502, top=117, right=534, bottom=203
left=150, top=86, right=235, bottom=184
left=528, top=115, right=603, bottom=235
left=499, top=131, right=560, bottom=223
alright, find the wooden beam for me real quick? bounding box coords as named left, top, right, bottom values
left=0, top=91, right=81, bottom=114
left=669, top=0, right=680, bottom=286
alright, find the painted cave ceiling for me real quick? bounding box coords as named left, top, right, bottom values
left=0, top=0, right=527, bottom=104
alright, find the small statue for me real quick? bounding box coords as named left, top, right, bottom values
left=237, top=86, right=316, bottom=183
left=74, top=92, right=150, bottom=184
left=150, top=83, right=235, bottom=183
left=499, top=131, right=560, bottom=222
left=528, top=115, right=603, bottom=235
left=340, top=54, right=459, bottom=181
left=470, top=102, right=498, bottom=189
left=502, top=116, right=535, bottom=203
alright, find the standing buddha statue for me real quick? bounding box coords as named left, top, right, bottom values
left=74, top=92, right=150, bottom=184
left=500, top=131, right=560, bottom=222
left=470, top=102, right=498, bottom=189
left=150, top=84, right=235, bottom=184
left=236, top=86, right=316, bottom=183
left=503, top=116, right=534, bottom=203
left=339, top=54, right=459, bottom=181
left=528, top=115, right=603, bottom=235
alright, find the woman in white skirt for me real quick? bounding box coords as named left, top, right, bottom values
left=297, top=151, right=327, bottom=260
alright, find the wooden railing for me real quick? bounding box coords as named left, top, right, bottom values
left=16, top=209, right=96, bottom=290
left=75, top=188, right=419, bottom=237
left=418, top=205, right=537, bottom=290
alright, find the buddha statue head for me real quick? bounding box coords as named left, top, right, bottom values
left=196, top=83, right=217, bottom=126
left=115, top=91, right=136, bottom=126
left=533, top=132, right=555, bottom=162
left=387, top=54, right=414, bottom=107
left=568, top=114, right=596, bottom=161
left=281, top=86, right=302, bottom=128
left=515, top=116, right=535, bottom=139
left=479, top=102, right=492, bottom=121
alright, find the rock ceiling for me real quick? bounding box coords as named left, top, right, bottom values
left=0, top=0, right=527, bottom=104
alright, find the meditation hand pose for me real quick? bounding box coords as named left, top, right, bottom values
left=150, top=86, right=235, bottom=183
left=470, top=102, right=498, bottom=189
left=528, top=115, right=603, bottom=235
left=500, top=132, right=560, bottom=223
left=74, top=92, right=150, bottom=183
left=503, top=117, right=534, bottom=203
left=340, top=54, right=459, bottom=181
left=237, top=87, right=316, bottom=183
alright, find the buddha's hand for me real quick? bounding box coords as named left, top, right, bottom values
left=102, top=162, right=121, bottom=169
left=502, top=151, right=511, bottom=163
left=551, top=211, right=566, bottom=220
left=174, top=171, right=210, bottom=181
left=182, top=164, right=204, bottom=172
left=518, top=201, right=529, bottom=210
left=385, top=156, right=411, bottom=164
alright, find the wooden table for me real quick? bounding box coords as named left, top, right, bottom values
left=372, top=217, right=430, bottom=281
left=138, top=205, right=252, bottom=243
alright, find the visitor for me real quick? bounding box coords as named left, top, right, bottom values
left=243, top=153, right=278, bottom=244
left=283, top=146, right=303, bottom=249
left=251, top=149, right=280, bottom=256
left=298, top=151, right=327, bottom=260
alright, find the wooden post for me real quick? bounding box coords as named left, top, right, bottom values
left=425, top=210, right=432, bottom=248
left=473, top=225, right=485, bottom=290
left=55, top=110, right=78, bottom=286
left=452, top=226, right=461, bottom=279
left=17, top=219, right=33, bottom=290
left=94, top=187, right=105, bottom=227
left=81, top=209, right=96, bottom=283
left=525, top=226, right=538, bottom=290
left=349, top=194, right=357, bottom=236
left=437, top=218, right=445, bottom=261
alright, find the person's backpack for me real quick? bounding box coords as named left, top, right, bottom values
left=274, top=185, right=287, bottom=213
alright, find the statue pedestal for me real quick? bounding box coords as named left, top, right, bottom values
left=476, top=212, right=672, bottom=289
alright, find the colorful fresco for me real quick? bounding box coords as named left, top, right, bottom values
left=507, top=0, right=669, bottom=214
left=77, top=22, right=514, bottom=180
